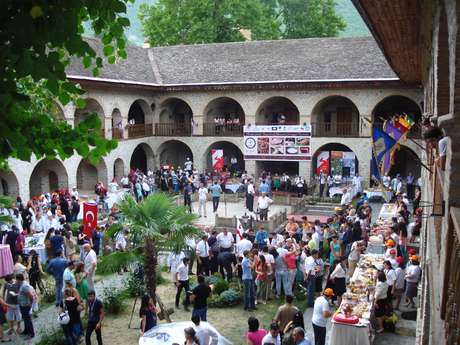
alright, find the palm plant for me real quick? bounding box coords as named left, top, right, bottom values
left=99, top=193, right=200, bottom=298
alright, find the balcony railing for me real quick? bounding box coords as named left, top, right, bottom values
left=154, top=123, right=191, bottom=136
left=112, top=129, right=123, bottom=140
left=127, top=124, right=153, bottom=138
left=311, top=122, right=360, bottom=137
left=203, top=123, right=244, bottom=136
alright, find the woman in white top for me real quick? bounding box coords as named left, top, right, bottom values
left=329, top=257, right=346, bottom=306
left=405, top=256, right=422, bottom=308
left=374, top=271, right=389, bottom=333
left=383, top=260, right=397, bottom=300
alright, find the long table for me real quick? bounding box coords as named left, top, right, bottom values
left=329, top=253, right=385, bottom=345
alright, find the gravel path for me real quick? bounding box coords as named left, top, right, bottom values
left=9, top=274, right=126, bottom=345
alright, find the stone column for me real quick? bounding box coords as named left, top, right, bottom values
left=245, top=160, right=257, bottom=178
left=63, top=103, right=76, bottom=128
left=360, top=115, right=372, bottom=137
left=299, top=161, right=312, bottom=181
left=193, top=114, right=204, bottom=136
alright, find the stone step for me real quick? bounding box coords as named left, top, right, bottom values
left=395, top=318, right=417, bottom=337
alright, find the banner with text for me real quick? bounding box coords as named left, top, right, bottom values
left=243, top=125, right=311, bottom=161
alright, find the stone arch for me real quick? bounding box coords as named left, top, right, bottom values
left=372, top=95, right=422, bottom=136
left=158, top=98, right=193, bottom=136
left=0, top=170, right=19, bottom=198
left=76, top=159, right=108, bottom=191
left=29, top=159, right=69, bottom=198
left=113, top=158, right=125, bottom=182
left=389, top=145, right=421, bottom=179
left=130, top=143, right=155, bottom=173
left=204, top=97, right=245, bottom=123
left=111, top=108, right=123, bottom=139
left=256, top=96, right=299, bottom=125
left=157, top=140, right=193, bottom=169
left=127, top=99, right=154, bottom=138
left=203, top=141, right=245, bottom=173
left=311, top=143, right=359, bottom=179
left=311, top=96, right=360, bottom=137
left=74, top=98, right=105, bottom=130
left=436, top=3, right=450, bottom=116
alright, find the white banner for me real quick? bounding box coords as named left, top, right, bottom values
left=243, top=125, right=311, bottom=161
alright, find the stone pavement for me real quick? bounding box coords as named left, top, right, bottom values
left=8, top=274, right=125, bottom=345
left=193, top=199, right=292, bottom=227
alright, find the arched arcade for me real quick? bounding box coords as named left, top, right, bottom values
left=157, top=140, right=193, bottom=169
left=158, top=98, right=193, bottom=136
left=130, top=143, right=155, bottom=173
left=29, top=159, right=69, bottom=197
left=256, top=97, right=299, bottom=125
left=76, top=159, right=108, bottom=191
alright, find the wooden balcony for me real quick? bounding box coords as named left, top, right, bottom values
left=127, top=124, right=153, bottom=138
left=203, top=123, right=243, bottom=136
left=311, top=122, right=360, bottom=137
left=154, top=123, right=191, bottom=136
left=112, top=129, right=123, bottom=140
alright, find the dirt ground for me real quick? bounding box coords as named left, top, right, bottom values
left=98, top=273, right=294, bottom=345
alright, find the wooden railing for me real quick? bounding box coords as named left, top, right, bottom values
left=203, top=123, right=243, bottom=136
left=127, top=124, right=153, bottom=138
left=154, top=123, right=191, bottom=136
left=112, top=129, right=123, bottom=140
left=441, top=207, right=460, bottom=344
left=311, top=122, right=360, bottom=137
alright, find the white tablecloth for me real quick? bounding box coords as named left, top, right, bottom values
left=364, top=189, right=392, bottom=202
left=225, top=184, right=242, bottom=193
left=378, top=203, right=398, bottom=220
left=24, top=233, right=47, bottom=263
left=329, top=322, right=372, bottom=345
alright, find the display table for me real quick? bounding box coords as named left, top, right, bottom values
left=364, top=189, right=392, bottom=202
left=330, top=322, right=372, bottom=345
left=0, top=244, right=14, bottom=277
left=23, top=233, right=47, bottom=263
left=377, top=203, right=398, bottom=220
left=225, top=183, right=242, bottom=193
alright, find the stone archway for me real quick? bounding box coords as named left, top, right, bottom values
left=372, top=95, right=422, bottom=136
left=203, top=141, right=244, bottom=173
left=256, top=96, right=299, bottom=125
left=76, top=159, right=108, bottom=191
left=0, top=170, right=19, bottom=198
left=312, top=143, right=359, bottom=179
left=203, top=97, right=245, bottom=136
left=127, top=99, right=153, bottom=138
left=113, top=158, right=125, bottom=181
left=158, top=98, right=193, bottom=136
left=389, top=145, right=421, bottom=179
left=74, top=98, right=105, bottom=130
left=111, top=108, right=123, bottom=139
left=130, top=143, right=155, bottom=173
left=157, top=140, right=193, bottom=169
left=29, top=159, right=69, bottom=197
left=311, top=96, right=360, bottom=137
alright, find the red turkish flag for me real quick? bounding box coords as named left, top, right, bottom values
left=83, top=202, right=98, bottom=238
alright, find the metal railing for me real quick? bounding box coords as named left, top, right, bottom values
left=154, top=123, right=191, bottom=136
left=203, top=123, right=244, bottom=136
left=127, top=124, right=153, bottom=138
left=311, top=122, right=360, bottom=137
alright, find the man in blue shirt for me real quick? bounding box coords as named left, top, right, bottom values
left=209, top=181, right=222, bottom=213
left=46, top=251, right=68, bottom=306
left=241, top=250, right=255, bottom=311
left=255, top=225, right=268, bottom=249
left=49, top=229, right=64, bottom=257
left=258, top=180, right=270, bottom=194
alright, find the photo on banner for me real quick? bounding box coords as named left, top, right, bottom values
left=316, top=151, right=330, bottom=175
left=211, top=149, right=224, bottom=172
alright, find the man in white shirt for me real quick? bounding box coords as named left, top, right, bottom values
left=44, top=211, right=59, bottom=232
left=32, top=212, right=46, bottom=233
left=192, top=315, right=219, bottom=345
left=83, top=243, right=97, bottom=291
left=262, top=322, right=281, bottom=345
left=257, top=193, right=273, bottom=221
left=312, top=288, right=333, bottom=345
left=167, top=251, right=185, bottom=283
left=236, top=233, right=253, bottom=258
left=216, top=228, right=234, bottom=252
left=198, top=183, right=208, bottom=218
left=184, top=157, right=193, bottom=172
left=196, top=234, right=210, bottom=276
left=246, top=180, right=255, bottom=212
left=70, top=187, right=79, bottom=200
left=175, top=257, right=191, bottom=311
left=340, top=188, right=352, bottom=206
left=304, top=250, right=319, bottom=307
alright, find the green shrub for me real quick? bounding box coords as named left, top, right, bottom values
left=42, top=278, right=56, bottom=304
left=208, top=289, right=241, bottom=308
left=70, top=221, right=82, bottom=237
left=126, top=270, right=145, bottom=298
left=102, top=286, right=126, bottom=314
left=36, top=327, right=67, bottom=345
left=205, top=273, right=222, bottom=286
left=212, top=279, right=229, bottom=295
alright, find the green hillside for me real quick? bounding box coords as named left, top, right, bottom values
left=88, top=0, right=370, bottom=45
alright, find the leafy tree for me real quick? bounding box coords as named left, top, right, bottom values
left=99, top=193, right=200, bottom=298
left=139, top=0, right=281, bottom=46
left=279, top=0, right=346, bottom=39
left=0, top=1, right=134, bottom=168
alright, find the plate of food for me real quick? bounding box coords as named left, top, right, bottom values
left=270, top=137, right=284, bottom=146
left=285, top=138, right=296, bottom=146
left=270, top=146, right=284, bottom=155
left=286, top=147, right=298, bottom=154
left=296, top=137, right=310, bottom=146
left=299, top=147, right=310, bottom=154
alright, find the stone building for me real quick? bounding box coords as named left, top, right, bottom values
left=352, top=0, right=460, bottom=344
left=3, top=36, right=423, bottom=201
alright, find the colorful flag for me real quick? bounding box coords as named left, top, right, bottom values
left=83, top=202, right=98, bottom=238
left=371, top=151, right=381, bottom=181
left=235, top=218, right=244, bottom=243
left=211, top=149, right=224, bottom=172
left=372, top=126, right=397, bottom=163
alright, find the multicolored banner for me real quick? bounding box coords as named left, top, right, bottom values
left=316, top=151, right=330, bottom=175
